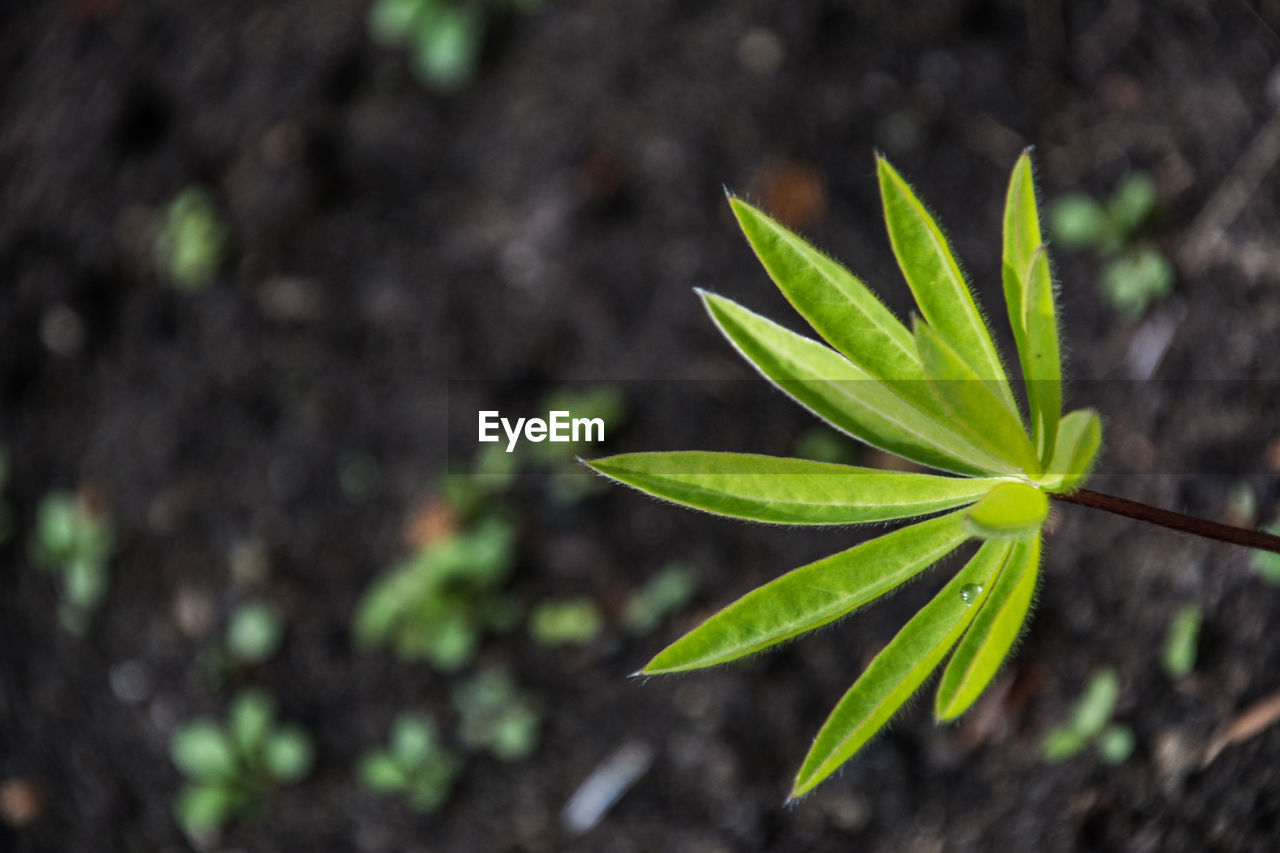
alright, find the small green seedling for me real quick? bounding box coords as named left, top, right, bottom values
left=154, top=186, right=227, bottom=291
left=1252, top=523, right=1280, bottom=584
left=170, top=690, right=314, bottom=841
left=451, top=668, right=541, bottom=762
left=226, top=599, right=286, bottom=665
left=368, top=0, right=541, bottom=92
left=587, top=152, right=1280, bottom=798
left=1049, top=171, right=1173, bottom=319
left=354, top=515, right=517, bottom=670
left=621, top=564, right=699, bottom=637
left=528, top=597, right=604, bottom=647
left=1161, top=603, right=1203, bottom=680
left=1042, top=668, right=1135, bottom=764
left=357, top=713, right=462, bottom=812
left=30, top=492, right=114, bottom=635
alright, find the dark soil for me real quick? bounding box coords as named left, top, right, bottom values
left=4, top=1, right=1280, bottom=851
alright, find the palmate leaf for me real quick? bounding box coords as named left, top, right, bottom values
left=642, top=511, right=971, bottom=674
left=586, top=451, right=1010, bottom=525
left=590, top=153, right=1103, bottom=800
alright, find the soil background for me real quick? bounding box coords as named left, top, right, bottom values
left=4, top=1, right=1280, bottom=851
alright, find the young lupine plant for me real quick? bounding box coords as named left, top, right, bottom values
left=585, top=152, right=1088, bottom=798
left=587, top=152, right=1280, bottom=799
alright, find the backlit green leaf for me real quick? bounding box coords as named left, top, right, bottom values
left=791, top=538, right=1012, bottom=799
left=171, top=722, right=238, bottom=783
left=586, top=451, right=1009, bottom=525
left=1039, top=408, right=1101, bottom=493
left=913, top=320, right=1040, bottom=476
left=877, top=156, right=1015, bottom=411
left=964, top=482, right=1049, bottom=540
left=728, top=198, right=950, bottom=420
left=1000, top=152, right=1062, bottom=462
left=1021, top=248, right=1062, bottom=463
left=1001, top=150, right=1040, bottom=368
left=935, top=534, right=1040, bottom=720
left=642, top=511, right=971, bottom=674
left=699, top=290, right=1014, bottom=477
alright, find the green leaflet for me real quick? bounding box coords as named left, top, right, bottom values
left=877, top=156, right=1016, bottom=412
left=913, top=319, right=1041, bottom=476
left=935, top=534, right=1041, bottom=720
left=1021, top=248, right=1062, bottom=464
left=728, top=198, right=950, bottom=421
left=1038, top=408, right=1102, bottom=493
left=1001, top=149, right=1041, bottom=364
left=586, top=451, right=1009, bottom=525
left=700, top=290, right=1016, bottom=477
left=791, top=538, right=1012, bottom=799
left=642, top=511, right=971, bottom=674
left=964, top=482, right=1049, bottom=540
left=1000, top=151, right=1063, bottom=462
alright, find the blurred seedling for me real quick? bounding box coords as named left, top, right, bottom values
left=1042, top=668, right=1135, bottom=764
left=452, top=667, right=541, bottom=761
left=1049, top=171, right=1173, bottom=319
left=0, top=447, right=12, bottom=545
left=354, top=514, right=519, bottom=670
left=368, top=0, right=542, bottom=92
left=154, top=186, right=227, bottom=291
left=357, top=713, right=462, bottom=812
left=30, top=491, right=114, bottom=636
left=198, top=598, right=287, bottom=685
left=1252, top=523, right=1280, bottom=584
left=528, top=597, right=604, bottom=647
left=226, top=599, right=286, bottom=664
left=170, top=690, right=314, bottom=841
left=621, top=564, right=699, bottom=637
left=1162, top=604, right=1203, bottom=681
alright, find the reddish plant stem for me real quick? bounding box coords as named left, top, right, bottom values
left=1050, top=488, right=1280, bottom=555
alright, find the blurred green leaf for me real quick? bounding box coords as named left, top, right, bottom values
left=171, top=721, right=238, bottom=783
left=1162, top=604, right=1202, bottom=680
left=358, top=752, right=409, bottom=793
left=229, top=690, right=274, bottom=757
left=154, top=186, right=227, bottom=290
left=1109, top=172, right=1157, bottom=233
left=622, top=564, right=699, bottom=636
left=1049, top=194, right=1109, bottom=249
left=264, top=725, right=315, bottom=783
left=227, top=600, right=285, bottom=664
left=529, top=597, right=604, bottom=647
left=175, top=783, right=239, bottom=840
left=1098, top=723, right=1136, bottom=764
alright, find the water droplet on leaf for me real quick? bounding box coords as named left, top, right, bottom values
left=959, top=584, right=982, bottom=605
